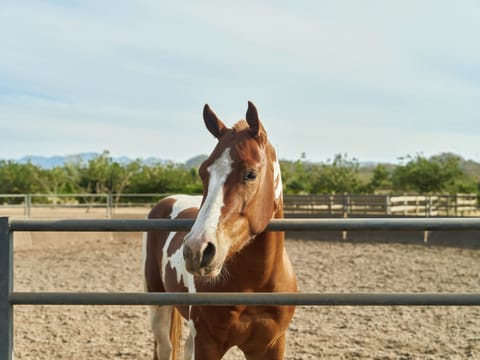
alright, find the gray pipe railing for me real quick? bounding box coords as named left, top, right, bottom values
left=8, top=217, right=480, bottom=232
left=2, top=216, right=480, bottom=360
left=9, top=292, right=480, bottom=306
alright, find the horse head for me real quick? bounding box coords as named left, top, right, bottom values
left=183, top=101, right=283, bottom=277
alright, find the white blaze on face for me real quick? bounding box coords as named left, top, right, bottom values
left=179, top=148, right=233, bottom=360
left=187, top=148, right=233, bottom=247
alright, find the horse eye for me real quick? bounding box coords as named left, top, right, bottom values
left=244, top=170, right=257, bottom=182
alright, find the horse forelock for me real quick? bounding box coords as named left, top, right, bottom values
left=232, top=119, right=249, bottom=132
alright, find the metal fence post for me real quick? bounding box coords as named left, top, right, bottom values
left=0, top=217, right=13, bottom=360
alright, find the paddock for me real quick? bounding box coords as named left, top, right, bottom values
left=2, top=216, right=480, bottom=359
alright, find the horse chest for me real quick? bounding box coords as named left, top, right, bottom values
left=192, top=305, right=287, bottom=348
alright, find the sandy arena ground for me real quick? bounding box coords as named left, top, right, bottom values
left=9, top=210, right=480, bottom=359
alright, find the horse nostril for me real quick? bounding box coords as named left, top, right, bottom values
left=200, top=242, right=216, bottom=268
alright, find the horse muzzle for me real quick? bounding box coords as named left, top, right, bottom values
left=183, top=239, right=220, bottom=277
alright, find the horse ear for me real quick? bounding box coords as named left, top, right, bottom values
left=246, top=101, right=266, bottom=139
left=203, top=104, right=227, bottom=139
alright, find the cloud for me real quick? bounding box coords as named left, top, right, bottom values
left=1, top=0, right=479, bottom=162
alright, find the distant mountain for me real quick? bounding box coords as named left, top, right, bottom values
left=185, top=155, right=208, bottom=169
left=7, top=153, right=157, bottom=169
left=15, top=153, right=99, bottom=169
left=7, top=153, right=207, bottom=169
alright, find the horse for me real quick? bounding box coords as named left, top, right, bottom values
left=143, top=102, right=297, bottom=360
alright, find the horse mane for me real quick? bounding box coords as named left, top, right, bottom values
left=232, top=120, right=249, bottom=132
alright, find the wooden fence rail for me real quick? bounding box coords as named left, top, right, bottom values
left=283, top=194, right=478, bottom=217
left=0, top=193, right=478, bottom=218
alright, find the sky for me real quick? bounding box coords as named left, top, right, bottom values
left=1, top=0, right=479, bottom=164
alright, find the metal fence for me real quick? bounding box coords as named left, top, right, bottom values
left=2, top=217, right=480, bottom=360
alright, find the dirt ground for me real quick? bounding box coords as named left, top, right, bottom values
left=11, top=217, right=480, bottom=359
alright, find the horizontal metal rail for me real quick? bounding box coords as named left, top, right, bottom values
left=2, top=216, right=480, bottom=360
left=10, top=292, right=480, bottom=306
left=9, top=217, right=480, bottom=232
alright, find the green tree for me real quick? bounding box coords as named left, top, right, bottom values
left=280, top=160, right=312, bottom=194
left=365, top=164, right=391, bottom=193
left=392, top=153, right=464, bottom=193
left=77, top=151, right=142, bottom=204
left=2, top=150, right=477, bottom=199
left=0, top=161, right=46, bottom=194
left=128, top=162, right=202, bottom=194
left=311, top=154, right=362, bottom=194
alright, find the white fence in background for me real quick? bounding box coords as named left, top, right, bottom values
left=0, top=193, right=478, bottom=218
left=283, top=194, right=478, bottom=217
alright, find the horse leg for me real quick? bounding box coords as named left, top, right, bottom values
left=183, top=325, right=194, bottom=360
left=150, top=305, right=174, bottom=360
left=184, top=321, right=226, bottom=360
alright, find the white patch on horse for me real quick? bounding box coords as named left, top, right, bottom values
left=161, top=195, right=202, bottom=288
left=170, top=246, right=196, bottom=293
left=144, top=195, right=201, bottom=289
left=187, top=148, right=233, bottom=243
left=273, top=157, right=283, bottom=201
left=168, top=194, right=203, bottom=219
